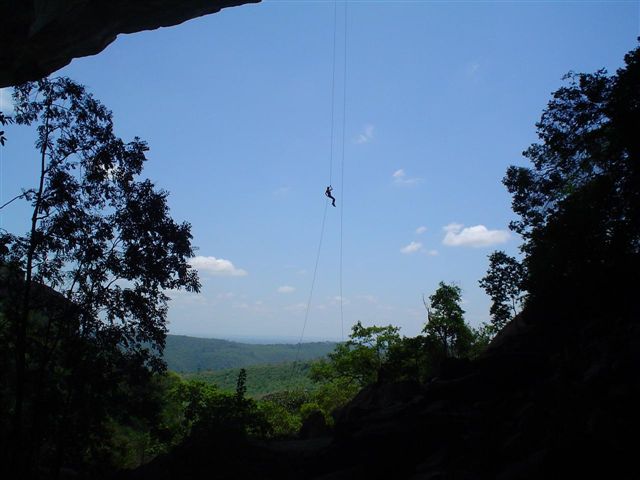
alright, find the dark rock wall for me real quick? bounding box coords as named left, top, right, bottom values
left=120, top=310, right=640, bottom=479
left=0, top=0, right=260, bottom=87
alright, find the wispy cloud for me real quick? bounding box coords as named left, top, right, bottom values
left=392, top=169, right=422, bottom=186
left=426, top=249, right=439, bottom=256
left=400, top=241, right=423, bottom=254
left=273, top=186, right=291, bottom=196
left=277, top=285, right=295, bottom=294
left=233, top=300, right=270, bottom=314
left=357, top=294, right=378, bottom=304
left=463, top=57, right=484, bottom=81
left=416, top=226, right=427, bottom=234
left=328, top=295, right=350, bottom=306
left=189, top=256, right=248, bottom=276
left=442, top=223, right=510, bottom=247
left=467, top=61, right=481, bottom=77
left=285, top=302, right=307, bottom=312
left=166, top=289, right=208, bottom=305
left=355, top=124, right=375, bottom=144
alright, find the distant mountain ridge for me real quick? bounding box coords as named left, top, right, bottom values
left=163, top=334, right=337, bottom=372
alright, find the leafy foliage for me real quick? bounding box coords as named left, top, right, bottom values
left=309, top=283, right=487, bottom=392
left=309, top=379, right=359, bottom=423
left=383, top=335, right=433, bottom=382
left=257, top=399, right=303, bottom=438
left=0, top=77, right=199, bottom=477
left=479, top=251, right=527, bottom=331
left=311, top=321, right=401, bottom=387
left=422, top=282, right=473, bottom=359
left=169, top=376, right=270, bottom=440
left=255, top=379, right=358, bottom=436
left=257, top=389, right=312, bottom=437
left=0, top=111, right=12, bottom=146
left=503, top=43, right=640, bottom=321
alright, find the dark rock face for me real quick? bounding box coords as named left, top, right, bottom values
left=121, top=310, right=640, bottom=479
left=305, top=311, right=640, bottom=479
left=0, top=0, right=259, bottom=88
left=299, top=411, right=330, bottom=440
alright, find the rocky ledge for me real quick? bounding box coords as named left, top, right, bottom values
left=0, top=0, right=259, bottom=88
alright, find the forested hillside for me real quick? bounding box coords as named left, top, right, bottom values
left=164, top=335, right=337, bottom=372
left=184, top=362, right=315, bottom=397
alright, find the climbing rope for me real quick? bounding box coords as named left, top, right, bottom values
left=339, top=0, right=348, bottom=341
left=292, top=1, right=348, bottom=379
left=328, top=0, right=338, bottom=186
left=293, top=200, right=329, bottom=372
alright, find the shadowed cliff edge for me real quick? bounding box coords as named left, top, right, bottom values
left=118, top=306, right=640, bottom=479
left=0, top=0, right=260, bottom=88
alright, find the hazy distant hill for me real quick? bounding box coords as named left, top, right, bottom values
left=164, top=334, right=337, bottom=372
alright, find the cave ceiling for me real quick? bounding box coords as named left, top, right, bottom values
left=0, top=0, right=260, bottom=88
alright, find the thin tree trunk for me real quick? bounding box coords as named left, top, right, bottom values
left=13, top=101, right=51, bottom=475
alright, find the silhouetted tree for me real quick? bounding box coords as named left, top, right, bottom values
left=423, top=282, right=473, bottom=359
left=503, top=43, right=640, bottom=322
left=0, top=77, right=200, bottom=477
left=235, top=368, right=248, bottom=401
left=479, top=251, right=526, bottom=331
left=384, top=335, right=432, bottom=382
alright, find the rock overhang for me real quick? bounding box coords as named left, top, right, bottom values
left=0, top=0, right=260, bottom=88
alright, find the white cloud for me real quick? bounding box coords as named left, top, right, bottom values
left=355, top=124, right=375, bottom=144
left=426, top=249, right=439, bottom=256
left=277, top=285, right=295, bottom=294
left=442, top=223, right=510, bottom=247
left=189, top=256, right=247, bottom=276
left=393, top=169, right=422, bottom=186
left=400, top=241, right=423, bottom=254
left=416, top=226, right=427, bottom=234
left=0, top=88, right=14, bottom=115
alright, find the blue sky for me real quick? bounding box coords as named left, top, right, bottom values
left=1, top=1, right=638, bottom=341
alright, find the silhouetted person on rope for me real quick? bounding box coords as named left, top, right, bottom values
left=325, top=185, right=336, bottom=207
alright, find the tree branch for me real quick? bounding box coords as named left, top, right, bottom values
left=0, top=191, right=32, bottom=210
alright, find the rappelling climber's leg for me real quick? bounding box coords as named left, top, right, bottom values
left=325, top=186, right=336, bottom=207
